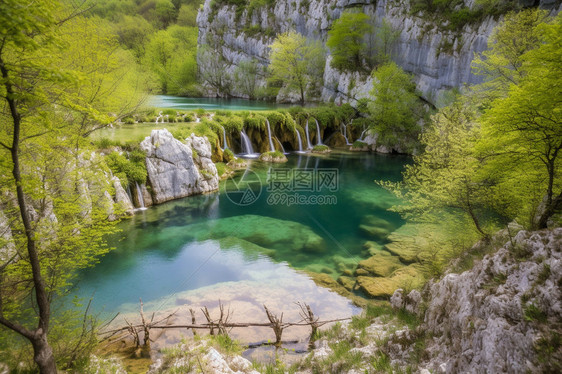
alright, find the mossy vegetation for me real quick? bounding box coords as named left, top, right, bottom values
left=410, top=0, right=520, bottom=31
left=105, top=149, right=148, bottom=187
left=312, top=145, right=330, bottom=153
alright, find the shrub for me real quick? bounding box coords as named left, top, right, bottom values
left=105, top=150, right=147, bottom=186
left=223, top=148, right=235, bottom=163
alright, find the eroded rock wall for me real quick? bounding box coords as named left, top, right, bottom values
left=197, top=0, right=515, bottom=104
left=419, top=228, right=562, bottom=373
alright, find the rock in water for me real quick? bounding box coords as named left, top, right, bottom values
left=140, top=130, right=219, bottom=204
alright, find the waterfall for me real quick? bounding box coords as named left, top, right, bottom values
left=305, top=120, right=312, bottom=149
left=266, top=119, right=275, bottom=152
left=135, top=182, right=147, bottom=210
left=221, top=126, right=227, bottom=150
left=155, top=111, right=163, bottom=124
left=346, top=123, right=353, bottom=144
left=126, top=185, right=133, bottom=203
left=358, top=128, right=367, bottom=141
left=274, top=137, right=286, bottom=153
left=240, top=129, right=259, bottom=158
left=341, top=124, right=351, bottom=145
left=294, top=128, right=304, bottom=152
left=314, top=118, right=323, bottom=145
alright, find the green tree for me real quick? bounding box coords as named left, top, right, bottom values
left=198, top=45, right=232, bottom=96
left=143, top=25, right=199, bottom=95
left=387, top=9, right=561, bottom=243
left=326, top=10, right=372, bottom=71
left=0, top=1, right=134, bottom=371
left=478, top=13, right=562, bottom=228
left=115, top=15, right=155, bottom=60
left=269, top=31, right=325, bottom=104
left=472, top=9, right=548, bottom=102
left=370, top=18, right=400, bottom=66
left=386, top=101, right=494, bottom=237
left=176, top=3, right=199, bottom=27
left=368, top=62, right=422, bottom=152
left=234, top=59, right=263, bottom=99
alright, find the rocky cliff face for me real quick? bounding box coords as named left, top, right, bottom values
left=140, top=130, right=219, bottom=204
left=389, top=228, right=562, bottom=373
left=420, top=228, right=562, bottom=373
left=198, top=1, right=560, bottom=104
left=197, top=0, right=508, bottom=104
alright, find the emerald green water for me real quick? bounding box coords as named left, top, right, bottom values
left=73, top=152, right=408, bottom=340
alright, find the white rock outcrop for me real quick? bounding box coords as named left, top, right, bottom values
left=140, top=130, right=219, bottom=204
left=421, top=228, right=562, bottom=373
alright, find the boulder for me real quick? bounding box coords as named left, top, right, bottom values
left=359, top=225, right=391, bottom=240
left=226, top=158, right=248, bottom=170
left=258, top=151, right=288, bottom=163
left=140, top=130, right=218, bottom=204
left=356, top=264, right=424, bottom=298
left=356, top=253, right=404, bottom=277
left=356, top=276, right=400, bottom=298
left=391, top=288, right=423, bottom=316
left=337, top=275, right=356, bottom=291
left=189, top=214, right=326, bottom=253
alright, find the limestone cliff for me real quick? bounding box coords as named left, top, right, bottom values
left=198, top=0, right=559, bottom=105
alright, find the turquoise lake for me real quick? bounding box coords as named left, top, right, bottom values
left=148, top=95, right=292, bottom=111
left=72, top=151, right=409, bottom=352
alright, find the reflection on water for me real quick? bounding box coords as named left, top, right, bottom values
left=149, top=95, right=293, bottom=111
left=72, top=151, right=409, bottom=353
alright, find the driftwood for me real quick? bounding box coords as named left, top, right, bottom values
left=264, top=304, right=284, bottom=346
left=100, top=301, right=351, bottom=353
left=297, top=301, right=320, bottom=348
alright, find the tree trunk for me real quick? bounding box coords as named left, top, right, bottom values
left=0, top=56, right=56, bottom=373
left=537, top=155, right=559, bottom=229
left=465, top=186, right=488, bottom=238
left=32, top=333, right=57, bottom=374
left=537, top=191, right=561, bottom=229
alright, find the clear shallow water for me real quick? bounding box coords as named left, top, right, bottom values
left=148, top=95, right=292, bottom=111
left=72, top=152, right=409, bottom=344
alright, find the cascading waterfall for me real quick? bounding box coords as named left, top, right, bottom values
left=126, top=185, right=133, bottom=203
left=305, top=120, right=312, bottom=149
left=221, top=126, right=227, bottom=150
left=341, top=124, right=351, bottom=145
left=266, top=119, right=275, bottom=152
left=314, top=118, right=323, bottom=145
left=358, top=125, right=368, bottom=141
left=274, top=137, right=286, bottom=154
left=294, top=128, right=304, bottom=152
left=240, top=129, right=259, bottom=158
left=358, top=129, right=367, bottom=140
left=346, top=123, right=353, bottom=143
left=135, top=182, right=147, bottom=210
